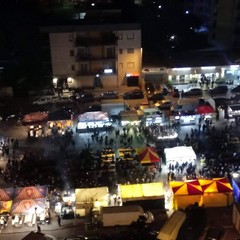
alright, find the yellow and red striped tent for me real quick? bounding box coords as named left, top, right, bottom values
left=199, top=178, right=233, bottom=193
left=137, top=147, right=161, bottom=164
left=170, top=180, right=203, bottom=195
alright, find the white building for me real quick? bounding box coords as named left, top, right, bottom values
left=41, top=23, right=142, bottom=89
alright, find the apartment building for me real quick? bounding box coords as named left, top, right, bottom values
left=41, top=23, right=142, bottom=89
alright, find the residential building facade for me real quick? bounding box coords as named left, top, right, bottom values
left=41, top=23, right=142, bottom=89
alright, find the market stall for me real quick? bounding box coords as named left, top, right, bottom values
left=0, top=188, right=14, bottom=214
left=119, top=182, right=165, bottom=210
left=77, top=111, right=111, bottom=132
left=22, top=112, right=48, bottom=125
left=101, top=148, right=115, bottom=163
left=199, top=178, right=233, bottom=207
left=14, top=186, right=47, bottom=201
left=11, top=198, right=46, bottom=227
left=10, top=186, right=48, bottom=227
left=118, top=147, right=137, bottom=161
left=136, top=147, right=161, bottom=165
left=164, top=146, right=196, bottom=165
left=47, top=110, right=73, bottom=135
left=75, top=187, right=109, bottom=216
left=119, top=110, right=142, bottom=126
left=170, top=180, right=203, bottom=210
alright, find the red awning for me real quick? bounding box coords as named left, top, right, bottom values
left=196, top=105, right=214, bottom=115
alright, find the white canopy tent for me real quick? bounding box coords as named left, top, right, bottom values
left=164, top=146, right=196, bottom=165
left=77, top=111, right=111, bottom=130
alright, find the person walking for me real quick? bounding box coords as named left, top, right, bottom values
left=57, top=215, right=61, bottom=227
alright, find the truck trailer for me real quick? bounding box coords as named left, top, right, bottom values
left=100, top=205, right=154, bottom=227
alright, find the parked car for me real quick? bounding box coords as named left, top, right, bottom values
left=76, top=92, right=95, bottom=103
left=145, top=82, right=155, bottom=94
left=85, top=104, right=102, bottom=112
left=231, top=85, right=240, bottom=93
left=123, top=89, right=144, bottom=99
left=210, top=85, right=228, bottom=95
left=155, top=100, right=172, bottom=110
left=183, top=87, right=203, bottom=97
left=204, top=226, right=224, bottom=240
left=33, top=96, right=58, bottom=105
left=100, top=91, right=118, bottom=99
left=147, top=92, right=165, bottom=101
left=159, top=84, right=169, bottom=95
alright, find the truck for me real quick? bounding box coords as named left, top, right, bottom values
left=100, top=205, right=154, bottom=227
left=156, top=210, right=186, bottom=240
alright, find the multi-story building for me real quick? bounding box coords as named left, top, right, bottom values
left=41, top=23, right=142, bottom=89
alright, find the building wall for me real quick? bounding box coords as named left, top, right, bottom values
left=117, top=29, right=142, bottom=86
left=47, top=24, right=141, bottom=89
left=50, top=32, right=74, bottom=77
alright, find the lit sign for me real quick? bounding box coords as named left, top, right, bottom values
left=201, top=66, right=216, bottom=70
left=172, top=68, right=191, bottom=71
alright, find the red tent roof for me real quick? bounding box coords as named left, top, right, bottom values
left=196, top=105, right=214, bottom=115
left=137, top=147, right=161, bottom=164
left=170, top=180, right=203, bottom=195
left=199, top=178, right=232, bottom=193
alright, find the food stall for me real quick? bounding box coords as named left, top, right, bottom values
left=75, top=187, right=109, bottom=217
left=119, top=110, right=143, bottom=126
left=118, top=147, right=137, bottom=161
left=22, top=112, right=48, bottom=125
left=164, top=146, right=196, bottom=165
left=141, top=108, right=163, bottom=126
left=170, top=180, right=203, bottom=210
left=47, top=110, right=73, bottom=135
left=199, top=178, right=233, bottom=207
left=170, top=178, right=233, bottom=210
left=77, top=111, right=111, bottom=132
left=11, top=186, right=48, bottom=227
left=119, top=182, right=165, bottom=210
left=136, top=147, right=161, bottom=165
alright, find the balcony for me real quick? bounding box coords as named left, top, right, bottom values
left=75, top=54, right=116, bottom=62
left=75, top=32, right=118, bottom=47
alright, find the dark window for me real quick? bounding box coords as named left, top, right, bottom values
left=70, top=49, right=74, bottom=56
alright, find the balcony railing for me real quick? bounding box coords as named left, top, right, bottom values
left=75, top=33, right=118, bottom=47
left=75, top=54, right=116, bottom=62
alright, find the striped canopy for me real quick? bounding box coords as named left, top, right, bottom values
left=14, top=186, right=47, bottom=201
left=11, top=198, right=45, bottom=215
left=170, top=180, right=203, bottom=195
left=199, top=178, right=233, bottom=193
left=137, top=147, right=161, bottom=164
left=0, top=188, right=14, bottom=201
